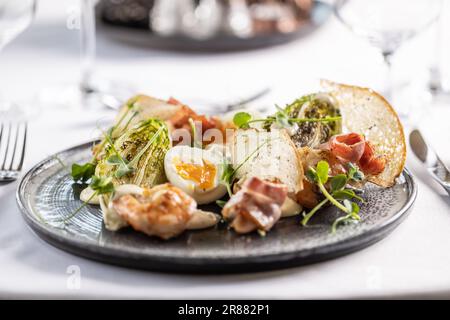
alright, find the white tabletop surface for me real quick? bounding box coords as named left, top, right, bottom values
left=0, top=0, right=449, bottom=299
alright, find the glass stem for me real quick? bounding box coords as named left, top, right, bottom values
left=80, top=0, right=96, bottom=94
left=382, top=51, right=394, bottom=102
left=429, top=10, right=444, bottom=93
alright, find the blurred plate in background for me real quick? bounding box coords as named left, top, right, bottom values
left=96, top=0, right=331, bottom=51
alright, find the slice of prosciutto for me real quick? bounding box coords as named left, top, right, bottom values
left=222, top=177, right=288, bottom=234
left=358, top=141, right=386, bottom=175
left=167, top=97, right=220, bottom=141
left=321, top=133, right=386, bottom=176
left=326, top=133, right=365, bottom=163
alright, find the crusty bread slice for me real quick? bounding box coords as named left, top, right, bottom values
left=321, top=80, right=406, bottom=187
left=228, top=129, right=304, bottom=194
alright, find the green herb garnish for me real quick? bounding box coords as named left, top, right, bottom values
left=232, top=110, right=341, bottom=130
left=69, top=99, right=138, bottom=184
left=57, top=155, right=95, bottom=185
left=216, top=199, right=227, bottom=208
left=220, top=160, right=235, bottom=197
left=60, top=176, right=115, bottom=224
left=108, top=97, right=138, bottom=139
left=90, top=175, right=115, bottom=194
left=103, top=129, right=133, bottom=178
left=301, top=161, right=364, bottom=232
left=233, top=112, right=252, bottom=129
left=71, top=162, right=96, bottom=183
left=188, top=118, right=202, bottom=149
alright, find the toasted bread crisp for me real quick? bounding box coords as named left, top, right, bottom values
left=321, top=80, right=406, bottom=187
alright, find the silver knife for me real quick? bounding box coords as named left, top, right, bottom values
left=409, top=129, right=450, bottom=196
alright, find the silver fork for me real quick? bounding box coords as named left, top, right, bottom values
left=0, top=122, right=27, bottom=183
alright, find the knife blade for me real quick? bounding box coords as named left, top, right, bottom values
left=409, top=129, right=450, bottom=195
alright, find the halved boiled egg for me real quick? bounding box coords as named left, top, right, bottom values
left=164, top=145, right=227, bottom=204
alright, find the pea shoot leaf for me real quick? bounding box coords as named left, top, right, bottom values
left=331, top=213, right=357, bottom=233
left=274, top=107, right=291, bottom=128
left=220, top=160, right=235, bottom=196
left=105, top=153, right=133, bottom=178
left=216, top=200, right=227, bottom=208
left=316, top=160, right=329, bottom=184
left=115, top=163, right=134, bottom=178
left=351, top=202, right=360, bottom=215
left=347, top=162, right=364, bottom=181
left=233, top=112, right=252, bottom=129
left=302, top=160, right=365, bottom=233
left=71, top=163, right=96, bottom=183
left=330, top=174, right=347, bottom=192
left=343, top=199, right=352, bottom=212
left=90, top=176, right=115, bottom=195
left=333, top=189, right=363, bottom=202
left=106, top=155, right=124, bottom=165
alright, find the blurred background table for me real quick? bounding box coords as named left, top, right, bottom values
left=0, top=0, right=449, bottom=298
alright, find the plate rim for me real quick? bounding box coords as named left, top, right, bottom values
left=16, top=140, right=418, bottom=273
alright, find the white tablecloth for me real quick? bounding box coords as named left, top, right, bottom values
left=0, top=1, right=449, bottom=299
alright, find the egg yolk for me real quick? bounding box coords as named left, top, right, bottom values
left=175, top=159, right=217, bottom=190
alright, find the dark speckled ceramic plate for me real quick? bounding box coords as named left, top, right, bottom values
left=17, top=141, right=417, bottom=273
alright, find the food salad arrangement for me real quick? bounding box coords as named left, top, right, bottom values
left=62, top=80, right=406, bottom=240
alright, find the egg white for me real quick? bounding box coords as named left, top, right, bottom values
left=164, top=145, right=227, bottom=204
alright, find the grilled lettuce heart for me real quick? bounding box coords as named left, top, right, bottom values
left=95, top=119, right=171, bottom=188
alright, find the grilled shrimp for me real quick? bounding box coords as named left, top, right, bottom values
left=112, top=184, right=196, bottom=239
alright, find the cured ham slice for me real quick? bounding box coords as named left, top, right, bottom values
left=167, top=97, right=218, bottom=131
left=222, top=177, right=288, bottom=234
left=358, top=141, right=386, bottom=175
left=167, top=98, right=221, bottom=144
left=321, top=133, right=386, bottom=176
left=325, top=133, right=365, bottom=163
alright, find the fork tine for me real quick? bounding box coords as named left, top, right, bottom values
left=16, top=122, right=27, bottom=171
left=0, top=123, right=3, bottom=168
left=1, top=123, right=11, bottom=170
left=8, top=123, right=20, bottom=171
left=0, top=123, right=3, bottom=150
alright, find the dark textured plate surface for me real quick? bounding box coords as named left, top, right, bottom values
left=17, top=141, right=417, bottom=273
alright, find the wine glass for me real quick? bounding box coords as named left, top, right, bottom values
left=334, top=0, right=442, bottom=118
left=39, top=0, right=134, bottom=110
left=79, top=0, right=134, bottom=110
left=428, top=0, right=450, bottom=99
left=0, top=0, right=36, bottom=118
